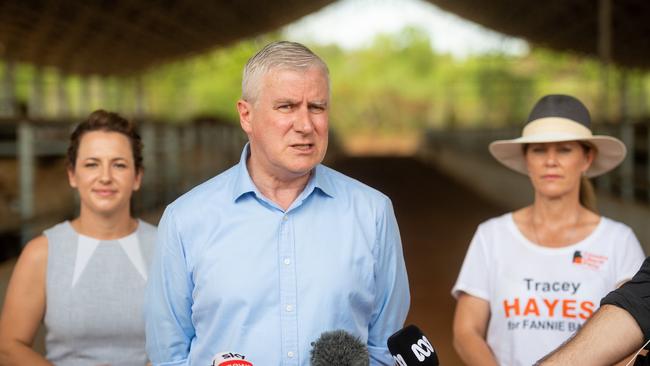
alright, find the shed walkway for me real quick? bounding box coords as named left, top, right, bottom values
left=0, top=155, right=505, bottom=365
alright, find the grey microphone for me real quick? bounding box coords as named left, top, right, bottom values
left=310, top=330, right=369, bottom=366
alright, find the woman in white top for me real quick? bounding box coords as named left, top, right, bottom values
left=0, top=110, right=156, bottom=365
left=452, top=94, right=645, bottom=366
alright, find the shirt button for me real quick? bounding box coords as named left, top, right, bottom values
left=287, top=351, right=294, bottom=358
left=286, top=304, right=293, bottom=312
left=283, top=215, right=288, bottom=221
left=283, top=258, right=291, bottom=265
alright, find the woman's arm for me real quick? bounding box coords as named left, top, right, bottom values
left=0, top=235, right=53, bottom=366
left=453, top=293, right=499, bottom=366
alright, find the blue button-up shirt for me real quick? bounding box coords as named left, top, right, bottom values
left=145, top=145, right=410, bottom=365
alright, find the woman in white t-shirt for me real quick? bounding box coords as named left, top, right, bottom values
left=452, top=94, right=645, bottom=366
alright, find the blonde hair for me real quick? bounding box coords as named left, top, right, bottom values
left=580, top=176, right=598, bottom=213
left=241, top=41, right=329, bottom=103
left=579, top=142, right=598, bottom=213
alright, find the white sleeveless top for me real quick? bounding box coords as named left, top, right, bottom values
left=43, top=220, right=156, bottom=366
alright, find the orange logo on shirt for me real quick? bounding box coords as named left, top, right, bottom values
left=572, top=251, right=607, bottom=270
left=572, top=251, right=582, bottom=264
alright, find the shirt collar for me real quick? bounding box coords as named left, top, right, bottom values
left=232, top=143, right=258, bottom=202
left=309, top=164, right=334, bottom=199
left=232, top=143, right=334, bottom=203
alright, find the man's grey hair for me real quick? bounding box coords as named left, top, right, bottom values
left=241, top=41, right=330, bottom=103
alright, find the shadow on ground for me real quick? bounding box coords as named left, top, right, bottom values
left=0, top=154, right=507, bottom=364
left=333, top=155, right=506, bottom=366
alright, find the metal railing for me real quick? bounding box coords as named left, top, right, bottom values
left=421, top=119, right=650, bottom=204
left=0, top=116, right=247, bottom=252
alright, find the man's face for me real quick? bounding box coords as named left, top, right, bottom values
left=238, top=66, right=329, bottom=181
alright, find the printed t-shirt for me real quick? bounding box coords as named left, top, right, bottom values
left=452, top=213, right=645, bottom=366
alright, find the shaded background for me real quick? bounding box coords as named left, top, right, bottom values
left=1, top=0, right=650, bottom=364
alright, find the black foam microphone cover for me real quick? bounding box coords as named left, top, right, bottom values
left=387, top=325, right=439, bottom=365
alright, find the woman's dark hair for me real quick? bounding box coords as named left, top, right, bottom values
left=67, top=110, right=143, bottom=172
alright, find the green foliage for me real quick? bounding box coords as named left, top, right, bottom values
left=2, top=26, right=649, bottom=133
left=143, top=34, right=281, bottom=122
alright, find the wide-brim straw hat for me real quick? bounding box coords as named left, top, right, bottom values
left=488, top=94, right=626, bottom=178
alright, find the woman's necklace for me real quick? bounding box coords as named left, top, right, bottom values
left=531, top=208, right=581, bottom=247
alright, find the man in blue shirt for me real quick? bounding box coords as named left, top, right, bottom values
left=145, top=41, right=410, bottom=365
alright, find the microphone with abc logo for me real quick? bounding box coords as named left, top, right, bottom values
left=387, top=325, right=439, bottom=365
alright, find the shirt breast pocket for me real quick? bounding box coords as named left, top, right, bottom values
left=296, top=229, right=376, bottom=316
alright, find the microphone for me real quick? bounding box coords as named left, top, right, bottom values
left=387, top=325, right=439, bottom=365
left=210, top=351, right=253, bottom=366
left=310, top=329, right=369, bottom=366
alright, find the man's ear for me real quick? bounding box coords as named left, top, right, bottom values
left=237, top=99, right=253, bottom=134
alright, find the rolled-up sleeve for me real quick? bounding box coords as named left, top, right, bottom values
left=601, top=256, right=650, bottom=341
left=145, top=205, right=195, bottom=365
left=367, top=198, right=410, bottom=364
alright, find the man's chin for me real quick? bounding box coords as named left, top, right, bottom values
left=288, top=168, right=314, bottom=178
left=284, top=162, right=319, bottom=178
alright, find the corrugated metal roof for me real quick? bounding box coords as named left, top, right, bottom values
left=0, top=0, right=334, bottom=75
left=427, top=0, right=650, bottom=69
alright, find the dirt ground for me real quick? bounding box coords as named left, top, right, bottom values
left=334, top=156, right=506, bottom=365
left=0, top=154, right=506, bottom=364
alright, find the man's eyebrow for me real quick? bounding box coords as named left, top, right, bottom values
left=273, top=98, right=298, bottom=104
left=309, top=100, right=328, bottom=107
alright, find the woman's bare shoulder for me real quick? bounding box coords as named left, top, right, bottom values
left=17, top=235, right=48, bottom=267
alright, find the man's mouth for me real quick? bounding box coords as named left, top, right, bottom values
left=291, top=143, right=314, bottom=151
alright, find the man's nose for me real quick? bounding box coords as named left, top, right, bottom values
left=293, top=106, right=314, bottom=133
